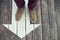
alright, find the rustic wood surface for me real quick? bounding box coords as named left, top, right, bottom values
left=0, top=0, right=12, bottom=24
left=55, top=0, right=60, bottom=40
left=41, top=0, right=50, bottom=40
left=0, top=0, right=60, bottom=40
left=47, top=0, right=58, bottom=40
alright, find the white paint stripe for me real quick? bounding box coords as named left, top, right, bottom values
left=18, top=9, right=25, bottom=38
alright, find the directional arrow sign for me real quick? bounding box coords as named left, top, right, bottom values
left=3, top=0, right=40, bottom=38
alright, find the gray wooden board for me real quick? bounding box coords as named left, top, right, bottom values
left=0, top=0, right=3, bottom=24
left=54, top=0, right=60, bottom=40
left=0, top=0, right=12, bottom=24
left=41, top=0, right=50, bottom=40
left=47, top=0, right=58, bottom=40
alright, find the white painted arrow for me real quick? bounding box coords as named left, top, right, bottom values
left=3, top=0, right=40, bottom=38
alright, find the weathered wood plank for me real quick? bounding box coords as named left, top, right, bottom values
left=54, top=0, right=60, bottom=40
left=41, top=0, right=50, bottom=40
left=0, top=0, right=12, bottom=24
left=0, top=0, right=3, bottom=24
left=47, top=0, right=58, bottom=40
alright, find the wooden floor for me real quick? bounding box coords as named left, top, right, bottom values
left=3, top=0, right=41, bottom=38
left=0, top=0, right=60, bottom=40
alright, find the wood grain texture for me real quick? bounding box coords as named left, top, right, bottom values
left=41, top=0, right=50, bottom=40
left=54, top=0, right=60, bottom=40
left=0, top=0, right=3, bottom=24
left=47, top=0, right=58, bottom=40
left=0, top=0, right=12, bottom=24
